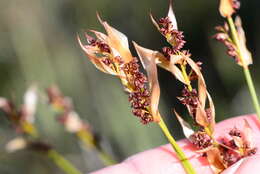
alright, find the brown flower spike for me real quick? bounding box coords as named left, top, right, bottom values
left=150, top=2, right=185, bottom=52
left=78, top=15, right=160, bottom=124
left=214, top=17, right=252, bottom=67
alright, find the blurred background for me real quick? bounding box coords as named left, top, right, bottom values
left=0, top=0, right=260, bottom=173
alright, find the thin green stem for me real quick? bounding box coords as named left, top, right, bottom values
left=180, top=64, right=192, bottom=92
left=77, top=130, right=116, bottom=165
left=227, top=16, right=260, bottom=119
left=97, top=150, right=116, bottom=166
left=47, top=150, right=83, bottom=174
left=21, top=121, right=82, bottom=174
left=158, top=116, right=196, bottom=174
left=243, top=68, right=260, bottom=119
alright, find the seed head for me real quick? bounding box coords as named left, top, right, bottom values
left=178, top=88, right=199, bottom=119
left=190, top=131, right=213, bottom=149
left=123, top=58, right=153, bottom=124
left=158, top=17, right=185, bottom=51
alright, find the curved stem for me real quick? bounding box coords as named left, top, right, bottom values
left=158, top=115, right=197, bottom=174
left=21, top=121, right=82, bottom=174
left=47, top=150, right=83, bottom=174
left=77, top=130, right=116, bottom=165
left=227, top=16, right=260, bottom=120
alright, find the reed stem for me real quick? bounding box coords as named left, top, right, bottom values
left=227, top=16, right=260, bottom=120
left=158, top=115, right=196, bottom=174
left=77, top=130, right=116, bottom=165
left=47, top=150, right=83, bottom=174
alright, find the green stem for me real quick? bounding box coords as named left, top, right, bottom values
left=97, top=150, right=116, bottom=166
left=158, top=116, right=196, bottom=174
left=227, top=16, right=260, bottom=119
left=77, top=130, right=116, bottom=165
left=180, top=64, right=192, bottom=92
left=243, top=68, right=260, bottom=119
left=20, top=117, right=82, bottom=174
left=47, top=150, right=83, bottom=174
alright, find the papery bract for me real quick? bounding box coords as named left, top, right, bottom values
left=133, top=42, right=161, bottom=122
left=235, top=16, right=253, bottom=67
left=219, top=0, right=236, bottom=18
left=174, top=110, right=194, bottom=139
left=97, top=14, right=133, bottom=63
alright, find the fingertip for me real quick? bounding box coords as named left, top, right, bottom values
left=222, top=155, right=260, bottom=174
left=89, top=163, right=138, bottom=174
left=215, top=114, right=260, bottom=134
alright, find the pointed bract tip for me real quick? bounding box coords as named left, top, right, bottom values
left=77, top=35, right=88, bottom=53
left=132, top=41, right=155, bottom=69
left=219, top=0, right=235, bottom=18
left=96, top=12, right=104, bottom=24
left=149, top=12, right=161, bottom=32
left=168, top=0, right=178, bottom=30
left=174, top=109, right=194, bottom=139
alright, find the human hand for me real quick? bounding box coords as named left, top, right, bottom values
left=90, top=114, right=260, bottom=174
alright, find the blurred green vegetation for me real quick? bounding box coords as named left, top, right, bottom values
left=0, top=0, right=260, bottom=173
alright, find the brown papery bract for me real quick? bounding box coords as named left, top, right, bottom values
left=97, top=14, right=133, bottom=63
left=235, top=16, right=253, bottom=67
left=133, top=42, right=161, bottom=122
left=77, top=35, right=118, bottom=76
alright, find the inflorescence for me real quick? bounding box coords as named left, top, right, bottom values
left=123, top=58, right=153, bottom=124
left=80, top=30, right=154, bottom=124
left=78, top=1, right=258, bottom=172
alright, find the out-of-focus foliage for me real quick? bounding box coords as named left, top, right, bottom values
left=0, top=0, right=259, bottom=173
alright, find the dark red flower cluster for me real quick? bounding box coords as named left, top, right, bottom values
left=158, top=17, right=172, bottom=34
left=190, top=131, right=213, bottom=149
left=122, top=58, right=153, bottom=124
left=158, top=17, right=185, bottom=51
left=219, top=127, right=257, bottom=166
left=229, top=127, right=242, bottom=137
left=222, top=148, right=242, bottom=166
left=101, top=58, right=112, bottom=66
left=86, top=34, right=111, bottom=53
left=161, top=46, right=174, bottom=60
left=177, top=87, right=199, bottom=119
left=214, top=25, right=239, bottom=63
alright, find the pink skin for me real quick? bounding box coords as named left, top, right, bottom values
left=91, top=114, right=260, bottom=174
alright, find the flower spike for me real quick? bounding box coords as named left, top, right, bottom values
left=150, top=3, right=185, bottom=50
left=79, top=16, right=161, bottom=124
left=214, top=16, right=252, bottom=67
